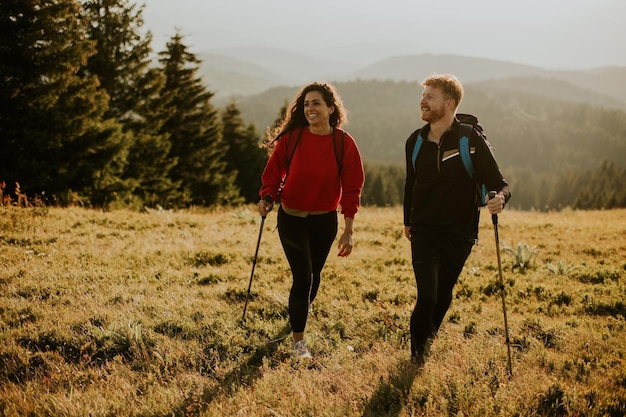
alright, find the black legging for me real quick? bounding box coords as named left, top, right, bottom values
left=278, top=206, right=338, bottom=333
left=410, top=232, right=474, bottom=357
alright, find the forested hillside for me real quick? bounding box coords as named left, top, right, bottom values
left=236, top=80, right=626, bottom=167
left=473, top=77, right=626, bottom=112
left=235, top=79, right=626, bottom=210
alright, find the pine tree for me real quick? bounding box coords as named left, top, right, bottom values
left=82, top=0, right=153, bottom=121
left=361, top=164, right=385, bottom=206
left=81, top=0, right=179, bottom=207
left=221, top=103, right=266, bottom=203
left=157, top=33, right=238, bottom=206
left=0, top=0, right=129, bottom=204
left=123, top=117, right=180, bottom=208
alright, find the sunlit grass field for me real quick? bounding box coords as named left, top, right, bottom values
left=1, top=205, right=625, bottom=416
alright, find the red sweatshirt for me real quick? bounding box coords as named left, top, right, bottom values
left=260, top=127, right=365, bottom=218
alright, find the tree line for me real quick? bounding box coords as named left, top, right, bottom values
left=1, top=0, right=267, bottom=209
left=2, top=1, right=625, bottom=211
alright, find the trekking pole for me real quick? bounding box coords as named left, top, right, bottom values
left=488, top=191, right=513, bottom=378
left=242, top=195, right=273, bottom=323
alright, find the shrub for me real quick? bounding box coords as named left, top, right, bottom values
left=503, top=242, right=538, bottom=273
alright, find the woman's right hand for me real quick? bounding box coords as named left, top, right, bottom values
left=257, top=199, right=273, bottom=216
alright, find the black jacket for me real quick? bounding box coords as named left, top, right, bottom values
left=403, top=118, right=511, bottom=240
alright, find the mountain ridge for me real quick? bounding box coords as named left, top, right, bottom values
left=198, top=47, right=626, bottom=107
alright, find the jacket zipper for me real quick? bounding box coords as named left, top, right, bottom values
left=437, top=136, right=444, bottom=172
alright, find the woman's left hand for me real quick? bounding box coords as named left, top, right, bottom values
left=337, top=230, right=353, bottom=257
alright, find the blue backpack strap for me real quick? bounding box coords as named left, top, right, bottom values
left=459, top=123, right=488, bottom=205
left=411, top=134, right=424, bottom=169
left=458, top=124, right=474, bottom=177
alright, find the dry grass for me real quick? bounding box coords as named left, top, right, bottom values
left=0, top=205, right=625, bottom=416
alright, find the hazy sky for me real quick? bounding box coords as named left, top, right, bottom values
left=142, top=0, right=625, bottom=70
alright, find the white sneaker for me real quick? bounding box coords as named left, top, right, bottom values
left=293, top=340, right=312, bottom=358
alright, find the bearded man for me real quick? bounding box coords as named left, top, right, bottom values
left=403, top=73, right=511, bottom=364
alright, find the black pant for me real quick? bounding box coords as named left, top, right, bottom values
left=410, top=232, right=474, bottom=357
left=278, top=206, right=337, bottom=333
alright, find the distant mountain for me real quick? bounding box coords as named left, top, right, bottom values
left=348, top=53, right=546, bottom=82
left=334, top=53, right=626, bottom=108
left=551, top=66, right=626, bottom=108
left=357, top=55, right=626, bottom=108
left=207, top=46, right=356, bottom=80
left=201, top=46, right=355, bottom=98
left=197, top=53, right=287, bottom=98
left=200, top=48, right=626, bottom=110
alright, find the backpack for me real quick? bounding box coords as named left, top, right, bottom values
left=411, top=113, right=489, bottom=206
left=277, top=127, right=345, bottom=199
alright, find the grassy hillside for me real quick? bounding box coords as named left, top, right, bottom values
left=1, top=206, right=625, bottom=416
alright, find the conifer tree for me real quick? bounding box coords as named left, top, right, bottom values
left=82, top=0, right=178, bottom=207
left=0, top=0, right=129, bottom=204
left=157, top=33, right=238, bottom=206
left=82, top=0, right=154, bottom=120
left=221, top=103, right=266, bottom=203
left=124, top=109, right=181, bottom=208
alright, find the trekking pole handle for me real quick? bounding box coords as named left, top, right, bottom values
left=488, top=191, right=498, bottom=224
left=261, top=194, right=273, bottom=219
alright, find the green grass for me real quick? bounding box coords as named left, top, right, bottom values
left=0, top=206, right=625, bottom=416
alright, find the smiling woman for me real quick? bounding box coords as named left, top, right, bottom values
left=256, top=81, right=365, bottom=359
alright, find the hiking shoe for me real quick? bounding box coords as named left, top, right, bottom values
left=411, top=352, right=426, bottom=368
left=411, top=337, right=433, bottom=367
left=293, top=340, right=312, bottom=358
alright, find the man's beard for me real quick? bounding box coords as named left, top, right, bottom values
left=421, top=105, right=445, bottom=123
